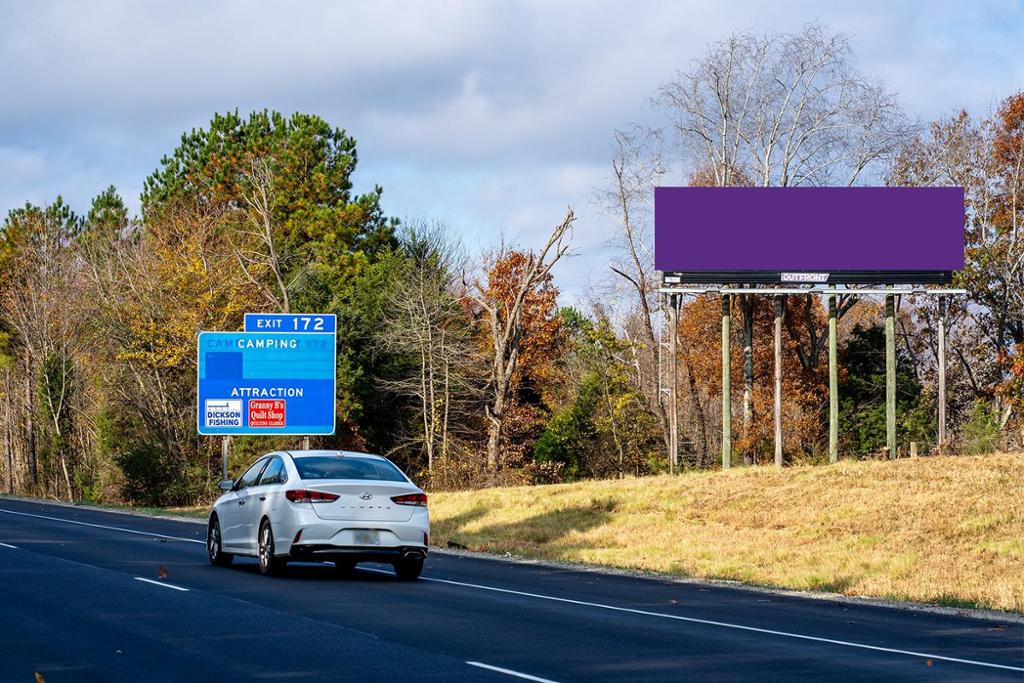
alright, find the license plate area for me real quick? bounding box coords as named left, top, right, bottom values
left=352, top=530, right=380, bottom=546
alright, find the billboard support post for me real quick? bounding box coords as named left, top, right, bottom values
left=774, top=296, right=784, bottom=467
left=302, top=436, right=310, bottom=451
left=885, top=293, right=897, bottom=458
left=938, top=295, right=947, bottom=449
left=828, top=295, right=839, bottom=463
left=721, top=294, right=732, bottom=469
left=668, top=294, right=679, bottom=474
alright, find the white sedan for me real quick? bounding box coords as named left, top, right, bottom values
left=207, top=450, right=429, bottom=580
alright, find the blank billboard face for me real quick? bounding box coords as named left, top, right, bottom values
left=654, top=187, right=965, bottom=284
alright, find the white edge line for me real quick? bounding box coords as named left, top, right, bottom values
left=134, top=577, right=189, bottom=592
left=357, top=569, right=1023, bottom=674
left=0, top=541, right=17, bottom=548
left=0, top=507, right=205, bottom=544
left=466, top=661, right=560, bottom=683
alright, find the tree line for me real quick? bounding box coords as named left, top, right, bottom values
left=0, top=25, right=1020, bottom=505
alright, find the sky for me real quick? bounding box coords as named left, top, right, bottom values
left=1, top=0, right=1022, bottom=303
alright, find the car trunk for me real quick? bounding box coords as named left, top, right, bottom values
left=305, top=481, right=419, bottom=522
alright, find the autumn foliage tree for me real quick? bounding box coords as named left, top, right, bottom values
left=472, top=212, right=573, bottom=473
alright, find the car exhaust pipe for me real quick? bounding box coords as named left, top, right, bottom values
left=402, top=548, right=427, bottom=560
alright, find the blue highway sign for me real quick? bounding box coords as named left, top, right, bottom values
left=197, top=331, right=336, bottom=435
left=244, top=313, right=337, bottom=333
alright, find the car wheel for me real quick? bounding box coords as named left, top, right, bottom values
left=258, top=520, right=286, bottom=576
left=394, top=556, right=424, bottom=581
left=208, top=515, right=233, bottom=567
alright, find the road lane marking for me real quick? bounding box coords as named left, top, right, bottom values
left=467, top=661, right=560, bottom=682
left=0, top=507, right=205, bottom=544
left=358, top=568, right=1022, bottom=673
left=2, top=505, right=1017, bottom=674
left=134, top=577, right=190, bottom=592
left=0, top=542, right=17, bottom=548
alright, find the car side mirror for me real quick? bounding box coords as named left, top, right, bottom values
left=218, top=479, right=234, bottom=492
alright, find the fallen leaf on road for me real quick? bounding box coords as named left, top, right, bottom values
left=158, top=565, right=168, bottom=579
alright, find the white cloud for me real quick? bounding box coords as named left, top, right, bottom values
left=0, top=0, right=1021, bottom=298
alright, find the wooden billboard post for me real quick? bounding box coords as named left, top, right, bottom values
left=721, top=294, right=732, bottom=469
left=937, top=295, right=947, bottom=449
left=774, top=296, right=784, bottom=467
left=885, top=293, right=897, bottom=458
left=668, top=294, right=679, bottom=473
left=828, top=295, right=839, bottom=463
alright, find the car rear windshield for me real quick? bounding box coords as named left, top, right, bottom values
left=293, top=456, right=407, bottom=482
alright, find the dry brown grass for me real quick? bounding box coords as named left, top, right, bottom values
left=430, top=453, right=1024, bottom=612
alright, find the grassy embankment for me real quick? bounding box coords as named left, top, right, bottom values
left=430, top=453, right=1024, bottom=613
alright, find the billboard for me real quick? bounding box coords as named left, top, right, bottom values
left=655, top=187, right=965, bottom=284
left=196, top=329, right=336, bottom=436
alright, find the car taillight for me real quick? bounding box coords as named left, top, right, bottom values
left=391, top=492, right=428, bottom=507
left=286, top=489, right=339, bottom=503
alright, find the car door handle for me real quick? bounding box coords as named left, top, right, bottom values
left=238, top=500, right=245, bottom=506
left=259, top=496, right=266, bottom=501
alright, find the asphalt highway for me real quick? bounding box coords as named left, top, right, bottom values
left=0, top=497, right=1021, bottom=682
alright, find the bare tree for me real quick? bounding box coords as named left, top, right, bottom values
left=471, top=210, right=575, bottom=472
left=232, top=157, right=295, bottom=313
left=655, top=24, right=913, bottom=189
left=378, top=224, right=484, bottom=473
left=608, top=24, right=914, bottom=461
left=1, top=204, right=88, bottom=499
left=604, top=130, right=672, bottom=457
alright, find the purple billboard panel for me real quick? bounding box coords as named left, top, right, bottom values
left=655, top=187, right=965, bottom=284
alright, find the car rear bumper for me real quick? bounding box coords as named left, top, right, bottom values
left=289, top=543, right=427, bottom=563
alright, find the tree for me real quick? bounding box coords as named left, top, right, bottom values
left=890, top=96, right=1024, bottom=438
left=377, top=224, right=484, bottom=475
left=603, top=130, right=672, bottom=460
left=141, top=110, right=399, bottom=446
left=471, top=211, right=574, bottom=472
left=838, top=323, right=935, bottom=455
left=606, top=24, right=913, bottom=464
left=0, top=199, right=83, bottom=499
left=83, top=198, right=263, bottom=504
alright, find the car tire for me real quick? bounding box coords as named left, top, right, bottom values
left=208, top=515, right=233, bottom=567
left=258, top=519, right=286, bottom=576
left=394, top=556, right=424, bottom=581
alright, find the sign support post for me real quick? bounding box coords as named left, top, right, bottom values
left=221, top=436, right=230, bottom=481
left=885, top=293, right=897, bottom=458
left=774, top=296, right=783, bottom=467
left=828, top=295, right=839, bottom=463
left=938, top=295, right=947, bottom=449
left=721, top=294, right=732, bottom=469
